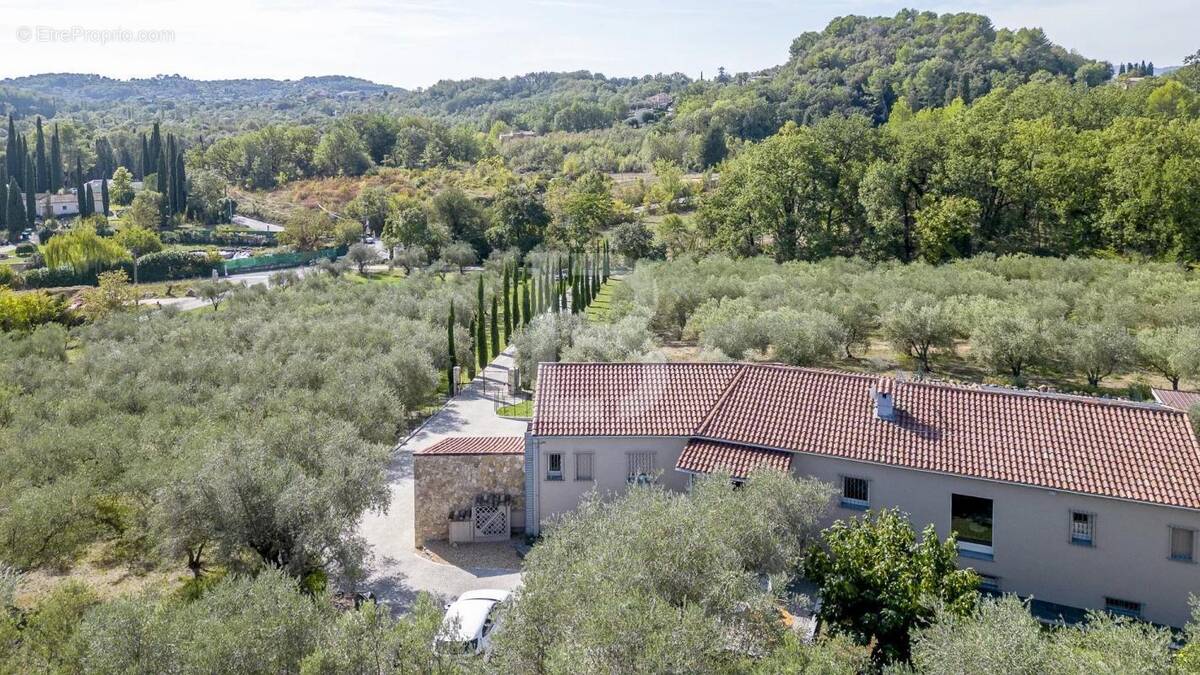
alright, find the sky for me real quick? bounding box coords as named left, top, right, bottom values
left=0, top=0, right=1195, bottom=88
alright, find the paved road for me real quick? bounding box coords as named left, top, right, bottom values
left=150, top=265, right=315, bottom=311
left=357, top=347, right=528, bottom=612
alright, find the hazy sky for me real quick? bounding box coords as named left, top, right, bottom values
left=0, top=0, right=1195, bottom=88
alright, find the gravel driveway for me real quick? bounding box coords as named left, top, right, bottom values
left=357, top=348, right=528, bottom=612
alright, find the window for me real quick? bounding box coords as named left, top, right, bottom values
left=627, top=452, right=656, bottom=483
left=951, top=494, right=994, bottom=559
left=1070, top=511, right=1095, bottom=547
left=546, top=453, right=563, bottom=481
left=1171, top=526, right=1195, bottom=562
left=840, top=476, right=869, bottom=510
left=1105, top=597, right=1142, bottom=619
left=575, top=453, right=593, bottom=481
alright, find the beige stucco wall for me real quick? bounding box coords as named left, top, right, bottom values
left=531, top=436, right=689, bottom=525
left=413, top=453, right=525, bottom=547
left=790, top=451, right=1200, bottom=627
left=528, top=435, right=1200, bottom=627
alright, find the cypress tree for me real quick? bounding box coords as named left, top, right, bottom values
left=467, top=318, right=478, bottom=380
left=502, top=263, right=512, bottom=341
left=490, top=295, right=500, bottom=356
left=75, top=158, right=87, bottom=217
left=100, top=177, right=110, bottom=216
left=34, top=117, right=47, bottom=192
left=1148, top=61, right=1155, bottom=76
left=603, top=240, right=610, bottom=282
left=24, top=162, right=35, bottom=223
left=4, top=115, right=18, bottom=185
left=177, top=150, right=187, bottom=215
left=513, top=265, right=522, bottom=327
left=476, top=275, right=487, bottom=368
left=447, top=303, right=457, bottom=388
left=149, top=122, right=163, bottom=176
left=24, top=169, right=35, bottom=227
left=49, top=125, right=63, bottom=192
left=139, top=134, right=150, bottom=179
left=522, top=264, right=532, bottom=323
left=85, top=184, right=95, bottom=218
left=0, top=182, right=6, bottom=238
left=6, top=178, right=25, bottom=243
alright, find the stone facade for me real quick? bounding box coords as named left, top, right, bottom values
left=413, top=453, right=525, bottom=547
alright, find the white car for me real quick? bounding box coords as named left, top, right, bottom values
left=436, top=589, right=511, bottom=655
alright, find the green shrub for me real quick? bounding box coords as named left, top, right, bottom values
left=134, top=250, right=222, bottom=282
left=14, top=243, right=36, bottom=256
left=0, top=290, right=68, bottom=332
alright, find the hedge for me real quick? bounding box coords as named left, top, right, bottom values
left=161, top=228, right=276, bottom=247
left=22, top=251, right=222, bottom=288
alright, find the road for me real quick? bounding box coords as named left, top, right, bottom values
left=149, top=265, right=315, bottom=311
left=357, top=347, right=528, bottom=613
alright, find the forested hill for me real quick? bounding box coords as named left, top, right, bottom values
left=0, top=73, right=398, bottom=106
left=0, top=11, right=1107, bottom=130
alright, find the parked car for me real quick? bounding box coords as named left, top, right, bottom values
left=436, top=589, right=511, bottom=655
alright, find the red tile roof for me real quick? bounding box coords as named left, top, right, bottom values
left=1152, top=388, right=1200, bottom=412
left=415, top=436, right=524, bottom=456
left=676, top=439, right=793, bottom=479
left=533, top=363, right=1200, bottom=509
left=532, top=362, right=741, bottom=437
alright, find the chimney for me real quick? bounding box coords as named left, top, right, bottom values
left=870, top=379, right=895, bottom=420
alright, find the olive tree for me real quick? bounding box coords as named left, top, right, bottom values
left=491, top=471, right=833, bottom=673
left=1070, top=322, right=1136, bottom=387
left=1136, top=326, right=1200, bottom=390
left=969, top=310, right=1055, bottom=381
left=345, top=242, right=381, bottom=274
left=882, top=298, right=959, bottom=372
left=911, top=594, right=1175, bottom=675
left=763, top=307, right=845, bottom=366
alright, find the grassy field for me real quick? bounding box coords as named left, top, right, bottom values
left=584, top=279, right=621, bottom=323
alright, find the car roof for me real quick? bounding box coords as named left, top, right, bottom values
left=456, top=589, right=511, bottom=603
left=441, top=595, right=507, bottom=641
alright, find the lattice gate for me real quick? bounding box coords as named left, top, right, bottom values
left=472, top=504, right=510, bottom=542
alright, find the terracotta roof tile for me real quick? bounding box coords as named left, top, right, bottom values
left=676, top=439, right=792, bottom=479
left=1152, top=388, right=1200, bottom=412
left=531, top=362, right=741, bottom=436
left=533, top=363, right=1200, bottom=509
left=415, top=436, right=524, bottom=456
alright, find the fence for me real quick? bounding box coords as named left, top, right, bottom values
left=221, top=246, right=344, bottom=275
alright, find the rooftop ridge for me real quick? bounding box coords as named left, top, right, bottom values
left=694, top=365, right=750, bottom=436
left=540, top=362, right=1183, bottom=416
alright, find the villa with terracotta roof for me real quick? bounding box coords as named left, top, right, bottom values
left=523, top=362, right=1200, bottom=627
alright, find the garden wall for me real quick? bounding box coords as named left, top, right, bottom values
left=413, top=453, right=525, bottom=547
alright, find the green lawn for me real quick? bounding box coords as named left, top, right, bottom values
left=584, top=279, right=621, bottom=323
left=497, top=399, right=533, bottom=418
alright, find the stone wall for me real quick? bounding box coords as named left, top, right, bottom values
left=413, top=453, right=526, bottom=547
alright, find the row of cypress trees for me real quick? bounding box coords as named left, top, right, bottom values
left=445, top=243, right=612, bottom=388
left=4, top=115, right=66, bottom=197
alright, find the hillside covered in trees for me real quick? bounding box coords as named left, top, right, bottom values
left=1, top=11, right=1110, bottom=134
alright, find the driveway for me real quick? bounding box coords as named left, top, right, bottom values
left=357, top=347, right=528, bottom=612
